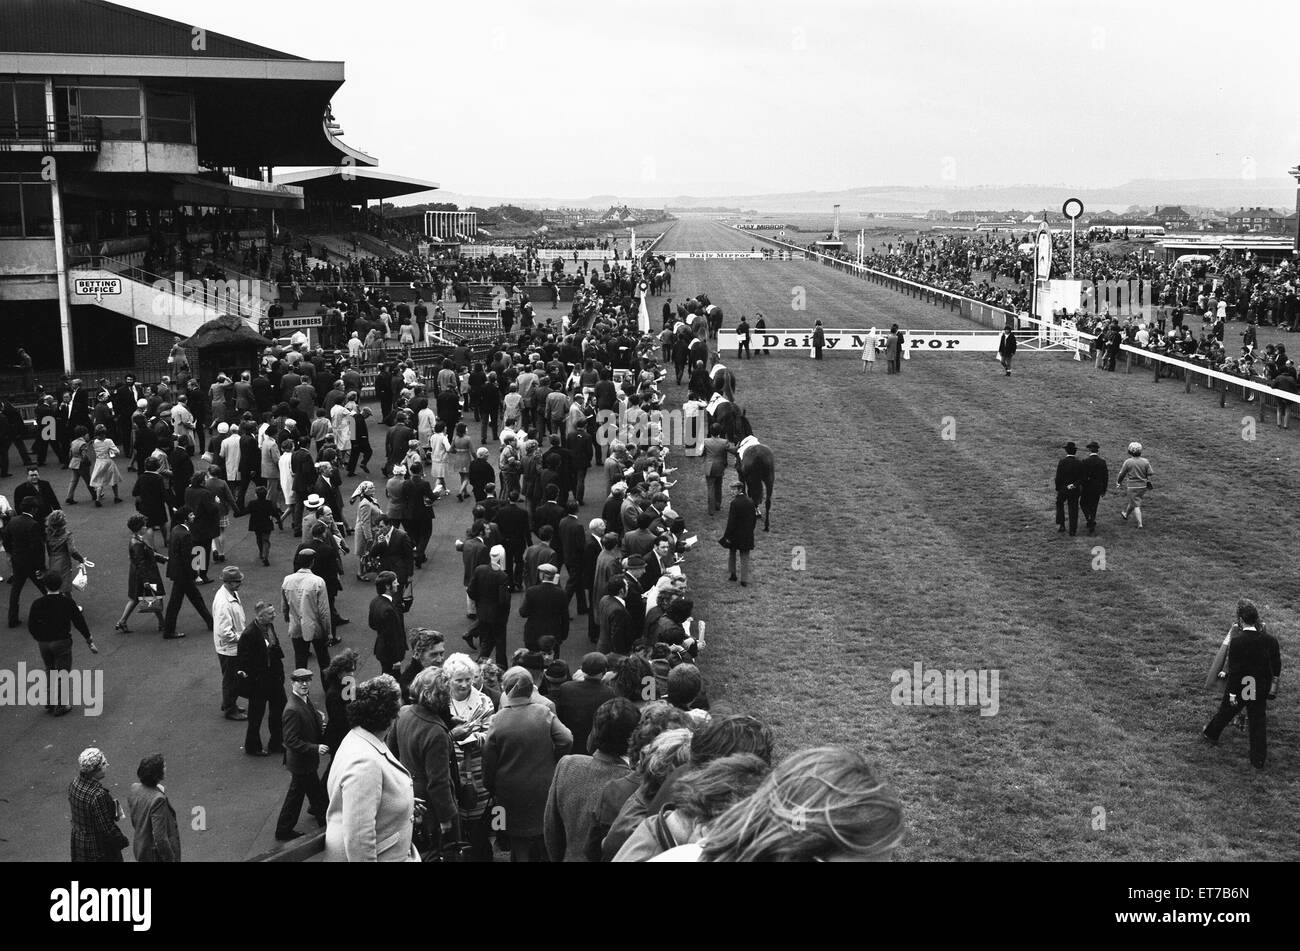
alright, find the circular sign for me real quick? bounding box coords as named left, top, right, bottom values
left=1062, top=198, right=1085, bottom=220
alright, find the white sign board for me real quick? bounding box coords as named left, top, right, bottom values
left=717, top=329, right=1006, bottom=354
left=272, top=315, right=323, bottom=330
left=72, top=278, right=123, bottom=301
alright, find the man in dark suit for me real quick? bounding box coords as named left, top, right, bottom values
left=369, top=571, right=407, bottom=677
left=552, top=652, right=616, bottom=755
left=643, top=536, right=674, bottom=589
left=522, top=525, right=561, bottom=590
left=1054, top=441, right=1083, bottom=536
left=1202, top=599, right=1283, bottom=769
left=460, top=522, right=490, bottom=617
left=66, top=379, right=93, bottom=436
left=556, top=501, right=588, bottom=614
left=384, top=411, right=415, bottom=478
left=13, top=466, right=61, bottom=524
left=183, top=472, right=220, bottom=582
left=3, top=498, right=48, bottom=627
left=373, top=515, right=416, bottom=603
left=290, top=438, right=316, bottom=537
left=236, top=600, right=286, bottom=756
left=275, top=668, right=329, bottom=840
left=1078, top=441, right=1109, bottom=537
left=519, top=563, right=570, bottom=649
left=495, top=491, right=531, bottom=592
left=622, top=512, right=657, bottom=559
left=533, top=484, right=565, bottom=539
left=162, top=509, right=211, bottom=639
left=720, top=481, right=757, bottom=587
left=0, top=395, right=33, bottom=476
left=596, top=578, right=633, bottom=654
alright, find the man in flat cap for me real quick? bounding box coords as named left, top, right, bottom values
left=1078, top=441, right=1109, bottom=536
left=1054, top=442, right=1083, bottom=536
left=520, top=561, right=570, bottom=650
left=275, top=667, right=329, bottom=841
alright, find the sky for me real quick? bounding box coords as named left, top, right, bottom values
left=129, top=0, right=1300, bottom=199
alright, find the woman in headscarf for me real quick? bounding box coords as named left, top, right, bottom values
left=68, top=747, right=130, bottom=862
left=443, top=652, right=496, bottom=861
left=351, top=480, right=383, bottom=581
left=45, top=510, right=88, bottom=593
left=481, top=666, right=573, bottom=862
left=466, top=545, right=511, bottom=668
left=89, top=424, right=124, bottom=506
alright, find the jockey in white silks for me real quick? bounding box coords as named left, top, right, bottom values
left=706, top=391, right=730, bottom=417
left=736, top=435, right=760, bottom=462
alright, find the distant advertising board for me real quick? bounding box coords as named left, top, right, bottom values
left=716, top=329, right=1004, bottom=353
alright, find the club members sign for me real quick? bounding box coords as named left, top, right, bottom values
left=717, top=329, right=1004, bottom=354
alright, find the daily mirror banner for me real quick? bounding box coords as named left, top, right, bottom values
left=716, top=329, right=1005, bottom=354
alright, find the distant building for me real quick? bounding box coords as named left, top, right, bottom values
left=1227, top=207, right=1291, bottom=233
left=1154, top=206, right=1191, bottom=225
left=926, top=209, right=953, bottom=221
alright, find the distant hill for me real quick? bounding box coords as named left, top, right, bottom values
left=399, top=179, right=1295, bottom=216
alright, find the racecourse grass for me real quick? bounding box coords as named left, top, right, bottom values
left=657, top=217, right=1300, bottom=861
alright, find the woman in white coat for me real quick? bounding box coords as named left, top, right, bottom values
left=324, top=675, right=420, bottom=862
left=277, top=437, right=296, bottom=516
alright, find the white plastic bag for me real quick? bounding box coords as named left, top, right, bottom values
left=72, top=564, right=89, bottom=591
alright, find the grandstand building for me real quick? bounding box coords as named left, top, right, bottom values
left=0, top=0, right=436, bottom=383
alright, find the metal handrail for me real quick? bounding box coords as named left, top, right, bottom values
left=0, top=116, right=101, bottom=150
left=69, top=256, right=269, bottom=322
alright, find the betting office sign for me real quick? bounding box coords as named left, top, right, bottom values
left=716, top=329, right=1004, bottom=354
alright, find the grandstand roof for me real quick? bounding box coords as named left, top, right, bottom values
left=276, top=167, right=440, bottom=203
left=0, top=0, right=379, bottom=169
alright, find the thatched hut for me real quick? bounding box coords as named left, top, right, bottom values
left=180, top=314, right=272, bottom=390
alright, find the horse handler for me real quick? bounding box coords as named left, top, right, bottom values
left=719, top=480, right=757, bottom=587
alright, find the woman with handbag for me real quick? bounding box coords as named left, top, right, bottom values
left=45, top=510, right=88, bottom=593
left=351, top=481, right=383, bottom=582
left=89, top=425, right=124, bottom=507
left=116, top=514, right=167, bottom=633
left=69, top=747, right=130, bottom=862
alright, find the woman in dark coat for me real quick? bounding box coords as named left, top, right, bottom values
left=467, top=447, right=495, bottom=503
left=388, top=666, right=460, bottom=855
left=719, top=481, right=757, bottom=587
left=116, top=514, right=167, bottom=632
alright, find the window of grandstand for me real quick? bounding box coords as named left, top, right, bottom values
left=0, top=78, right=47, bottom=137
left=0, top=173, right=54, bottom=238
left=55, top=78, right=142, bottom=141
left=144, top=87, right=194, bottom=144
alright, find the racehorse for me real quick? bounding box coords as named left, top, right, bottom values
left=732, top=421, right=775, bottom=533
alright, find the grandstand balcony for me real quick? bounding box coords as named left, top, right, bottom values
left=0, top=115, right=101, bottom=152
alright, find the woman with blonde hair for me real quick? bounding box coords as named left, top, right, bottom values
left=45, top=510, right=88, bottom=592
left=660, top=745, right=904, bottom=863
left=89, top=424, right=124, bottom=506
left=444, top=652, right=496, bottom=860
left=1116, top=441, right=1155, bottom=529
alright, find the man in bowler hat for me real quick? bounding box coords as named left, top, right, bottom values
left=1054, top=442, right=1083, bottom=536
left=1078, top=441, right=1109, bottom=536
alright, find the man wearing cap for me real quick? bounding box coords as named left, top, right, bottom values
left=213, top=566, right=248, bottom=720
left=522, top=524, right=561, bottom=590
left=552, top=653, right=616, bottom=757
left=281, top=549, right=332, bottom=671
left=275, top=668, right=329, bottom=841
left=1054, top=442, right=1083, bottom=536
left=720, top=480, right=757, bottom=586
left=520, top=562, right=570, bottom=650
left=369, top=571, right=407, bottom=677
left=1078, top=442, right=1109, bottom=536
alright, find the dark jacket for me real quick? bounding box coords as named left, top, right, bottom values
left=556, top=514, right=586, bottom=570
left=1055, top=454, right=1083, bottom=494
left=519, top=581, right=570, bottom=648
left=2, top=513, right=46, bottom=566
left=495, top=501, right=531, bottom=550
left=166, top=524, right=197, bottom=580
left=387, top=704, right=459, bottom=828
left=597, top=595, right=633, bottom=655
left=721, top=494, right=757, bottom=552
left=236, top=619, right=285, bottom=696
left=467, top=564, right=511, bottom=622
left=552, top=678, right=616, bottom=756
left=1078, top=454, right=1109, bottom=499
left=369, top=595, right=407, bottom=672
left=281, top=693, right=325, bottom=775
